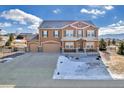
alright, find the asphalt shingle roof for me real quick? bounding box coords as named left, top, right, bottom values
left=39, top=20, right=95, bottom=29
left=28, top=34, right=39, bottom=41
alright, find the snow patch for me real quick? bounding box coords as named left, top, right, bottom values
left=53, top=55, right=112, bottom=80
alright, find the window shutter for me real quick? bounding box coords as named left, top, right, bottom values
left=47, top=31, right=48, bottom=37
left=95, top=30, right=97, bottom=37
left=82, top=30, right=83, bottom=37
left=42, top=31, right=43, bottom=37
left=64, top=31, right=66, bottom=37
left=53, top=31, right=55, bottom=37
left=86, top=30, right=87, bottom=37
left=58, top=31, right=60, bottom=37
left=73, top=31, right=75, bottom=37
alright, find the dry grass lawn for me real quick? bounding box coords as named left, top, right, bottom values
left=108, top=54, right=124, bottom=74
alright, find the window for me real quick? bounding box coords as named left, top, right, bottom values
left=42, top=30, right=48, bottom=38
left=53, top=30, right=59, bottom=38
left=87, top=45, right=90, bottom=48
left=87, top=30, right=95, bottom=37
left=86, top=42, right=94, bottom=49
left=65, top=30, right=74, bottom=37
left=78, top=30, right=82, bottom=37
left=65, top=42, right=74, bottom=49
left=91, top=45, right=93, bottom=49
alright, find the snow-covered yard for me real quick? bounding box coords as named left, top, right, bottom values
left=53, top=54, right=112, bottom=80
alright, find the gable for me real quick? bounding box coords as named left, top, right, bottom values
left=72, top=21, right=89, bottom=28
left=62, top=25, right=77, bottom=30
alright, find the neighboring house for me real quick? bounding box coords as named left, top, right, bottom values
left=32, top=20, right=99, bottom=53
left=0, top=40, right=6, bottom=47
left=11, top=38, right=27, bottom=52
left=0, top=35, right=9, bottom=52
left=19, top=33, right=35, bottom=41
left=107, top=45, right=118, bottom=54
left=0, top=35, right=9, bottom=47
left=28, top=34, right=39, bottom=52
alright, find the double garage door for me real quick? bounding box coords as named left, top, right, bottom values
left=42, top=43, right=60, bottom=53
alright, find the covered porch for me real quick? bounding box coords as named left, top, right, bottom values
left=61, top=39, right=98, bottom=53
left=61, top=39, right=84, bottom=53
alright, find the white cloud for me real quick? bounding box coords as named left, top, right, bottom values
left=0, top=9, right=43, bottom=33
left=99, top=20, right=124, bottom=35
left=92, top=15, right=97, bottom=19
left=53, top=9, right=61, bottom=14
left=80, top=5, right=114, bottom=19
left=89, top=5, right=114, bottom=10
left=104, top=5, right=114, bottom=10
left=80, top=8, right=105, bottom=15
left=17, top=27, right=23, bottom=31
left=0, top=29, right=7, bottom=35
left=0, top=22, right=12, bottom=27
left=0, top=9, right=42, bottom=24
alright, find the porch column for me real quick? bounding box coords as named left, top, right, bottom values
left=76, top=29, right=78, bottom=37
left=76, top=48, right=78, bottom=52
left=62, top=42, right=64, bottom=53
left=84, top=48, right=87, bottom=55
left=97, top=47, right=99, bottom=52
left=75, top=41, right=79, bottom=52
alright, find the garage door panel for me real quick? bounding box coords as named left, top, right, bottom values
left=43, top=43, right=60, bottom=52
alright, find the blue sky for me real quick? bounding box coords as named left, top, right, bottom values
left=0, top=5, right=124, bottom=35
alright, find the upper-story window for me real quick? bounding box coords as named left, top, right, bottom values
left=77, top=30, right=82, bottom=37
left=42, top=30, right=48, bottom=38
left=65, top=30, right=74, bottom=37
left=53, top=30, right=59, bottom=38
left=87, top=30, right=95, bottom=37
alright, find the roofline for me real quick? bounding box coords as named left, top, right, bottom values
left=39, top=20, right=94, bottom=22
left=39, top=20, right=97, bottom=29
left=39, top=25, right=98, bottom=30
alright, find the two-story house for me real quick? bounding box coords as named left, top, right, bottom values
left=35, top=20, right=99, bottom=53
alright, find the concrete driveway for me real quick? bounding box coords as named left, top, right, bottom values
left=0, top=53, right=124, bottom=88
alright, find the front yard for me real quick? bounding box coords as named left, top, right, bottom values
left=53, top=54, right=112, bottom=80
left=100, top=52, right=124, bottom=79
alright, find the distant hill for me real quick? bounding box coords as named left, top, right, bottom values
left=99, top=33, right=124, bottom=40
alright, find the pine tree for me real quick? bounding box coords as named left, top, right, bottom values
left=118, top=42, right=124, bottom=55
left=9, top=34, right=14, bottom=42
left=0, top=29, right=2, bottom=41
left=5, top=33, right=14, bottom=46
left=16, top=35, right=24, bottom=39
left=0, top=35, right=2, bottom=41
left=112, top=39, right=116, bottom=45
left=108, top=39, right=111, bottom=46
left=99, top=38, right=107, bottom=51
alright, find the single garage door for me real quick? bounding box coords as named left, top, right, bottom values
left=29, top=43, right=38, bottom=52
left=43, top=43, right=60, bottom=53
